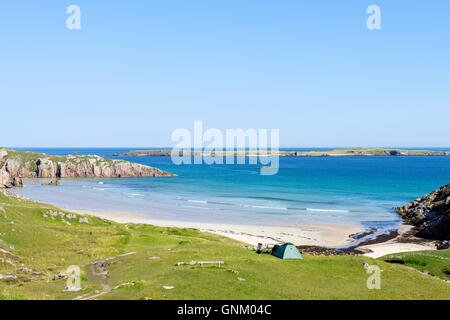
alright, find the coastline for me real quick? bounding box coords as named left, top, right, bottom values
left=71, top=208, right=362, bottom=247
left=112, top=147, right=450, bottom=157
left=357, top=224, right=437, bottom=258
left=1, top=188, right=448, bottom=300
left=71, top=209, right=438, bottom=258
left=7, top=188, right=439, bottom=258
left=298, top=224, right=438, bottom=258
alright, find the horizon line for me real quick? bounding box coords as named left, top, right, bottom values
left=5, top=146, right=450, bottom=150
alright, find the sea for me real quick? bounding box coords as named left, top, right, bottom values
left=10, top=147, right=450, bottom=240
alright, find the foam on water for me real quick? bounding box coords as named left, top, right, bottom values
left=10, top=148, right=450, bottom=231
left=187, top=199, right=208, bottom=204
left=306, top=208, right=350, bottom=213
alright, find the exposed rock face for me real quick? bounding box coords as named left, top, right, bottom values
left=0, top=169, right=23, bottom=188
left=36, top=158, right=58, bottom=178
left=0, top=148, right=175, bottom=188
left=0, top=152, right=23, bottom=188
left=396, top=184, right=450, bottom=240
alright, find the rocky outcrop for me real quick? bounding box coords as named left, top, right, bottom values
left=436, top=240, right=450, bottom=250
left=396, top=184, right=450, bottom=240
left=0, top=148, right=175, bottom=188
left=0, top=169, right=23, bottom=188
left=0, top=150, right=23, bottom=188
left=42, top=179, right=60, bottom=186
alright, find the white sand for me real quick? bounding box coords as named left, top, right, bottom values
left=72, top=209, right=362, bottom=247
left=361, top=242, right=436, bottom=258
left=358, top=225, right=437, bottom=258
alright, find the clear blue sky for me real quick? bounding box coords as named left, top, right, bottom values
left=1, top=1, right=449, bottom=148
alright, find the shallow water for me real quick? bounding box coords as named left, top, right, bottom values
left=11, top=148, right=450, bottom=235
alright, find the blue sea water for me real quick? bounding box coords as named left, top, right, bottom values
left=10, top=148, right=450, bottom=236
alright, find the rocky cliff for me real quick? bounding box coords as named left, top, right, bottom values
left=0, top=148, right=175, bottom=188
left=396, top=184, right=450, bottom=240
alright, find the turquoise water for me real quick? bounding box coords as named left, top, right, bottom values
left=11, top=148, right=450, bottom=235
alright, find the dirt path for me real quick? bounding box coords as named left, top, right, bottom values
left=73, top=252, right=136, bottom=300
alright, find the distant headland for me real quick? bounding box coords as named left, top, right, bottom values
left=113, top=148, right=450, bottom=157
left=0, top=148, right=175, bottom=189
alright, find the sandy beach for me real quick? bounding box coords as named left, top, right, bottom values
left=72, top=208, right=362, bottom=247
left=358, top=225, right=437, bottom=258
left=72, top=209, right=440, bottom=258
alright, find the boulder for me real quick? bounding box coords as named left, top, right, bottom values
left=42, top=179, right=60, bottom=186
left=436, top=240, right=450, bottom=250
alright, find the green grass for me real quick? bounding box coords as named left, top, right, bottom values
left=0, top=294, right=28, bottom=300
left=0, top=191, right=449, bottom=300
left=5, top=149, right=65, bottom=164
left=379, top=250, right=450, bottom=280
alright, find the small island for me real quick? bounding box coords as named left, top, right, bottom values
left=113, top=147, right=450, bottom=157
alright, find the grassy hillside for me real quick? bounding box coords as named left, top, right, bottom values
left=380, top=250, right=450, bottom=280
left=0, top=191, right=448, bottom=300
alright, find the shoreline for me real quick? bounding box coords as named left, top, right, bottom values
left=298, top=224, right=437, bottom=258
left=71, top=208, right=438, bottom=258
left=72, top=208, right=361, bottom=247
left=8, top=187, right=439, bottom=258
left=356, top=224, right=437, bottom=258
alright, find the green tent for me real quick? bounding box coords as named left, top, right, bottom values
left=271, top=243, right=303, bottom=260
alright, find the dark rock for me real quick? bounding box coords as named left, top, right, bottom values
left=436, top=240, right=450, bottom=250
left=12, top=177, right=23, bottom=187
left=396, top=184, right=450, bottom=240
